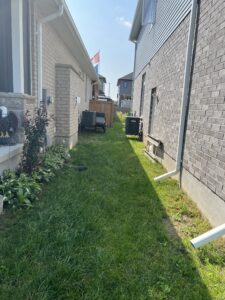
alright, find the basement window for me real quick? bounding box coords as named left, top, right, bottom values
left=142, top=0, right=157, bottom=26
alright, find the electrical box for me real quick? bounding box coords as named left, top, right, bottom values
left=75, top=96, right=81, bottom=104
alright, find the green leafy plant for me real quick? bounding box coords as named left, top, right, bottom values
left=20, top=108, right=49, bottom=175
left=33, top=145, right=70, bottom=183
left=1, top=137, right=70, bottom=209
left=0, top=170, right=41, bottom=208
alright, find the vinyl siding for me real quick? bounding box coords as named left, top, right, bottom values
left=135, top=0, right=192, bottom=78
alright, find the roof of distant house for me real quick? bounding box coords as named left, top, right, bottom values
left=117, top=72, right=133, bottom=86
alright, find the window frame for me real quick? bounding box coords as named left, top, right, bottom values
left=0, top=0, right=13, bottom=93
left=139, top=73, right=146, bottom=117
left=148, top=87, right=157, bottom=135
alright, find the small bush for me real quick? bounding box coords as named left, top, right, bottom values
left=1, top=145, right=70, bottom=209
left=0, top=102, right=71, bottom=210
left=20, top=109, right=49, bottom=175
left=34, top=145, right=70, bottom=184
left=0, top=170, right=41, bottom=208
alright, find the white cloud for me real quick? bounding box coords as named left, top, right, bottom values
left=116, top=17, right=132, bottom=29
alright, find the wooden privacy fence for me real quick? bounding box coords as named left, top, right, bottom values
left=89, top=100, right=115, bottom=127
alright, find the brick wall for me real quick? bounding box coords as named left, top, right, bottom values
left=55, top=65, right=79, bottom=148
left=184, top=0, right=225, bottom=200
left=31, top=2, right=92, bottom=145
left=132, top=0, right=225, bottom=223
left=0, top=93, right=36, bottom=143
left=133, top=15, right=190, bottom=160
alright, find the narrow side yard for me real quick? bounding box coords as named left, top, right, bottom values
left=1, top=116, right=225, bottom=299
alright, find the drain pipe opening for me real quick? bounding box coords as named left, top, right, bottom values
left=191, top=223, right=225, bottom=248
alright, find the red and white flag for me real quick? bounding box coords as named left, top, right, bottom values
left=91, top=52, right=100, bottom=65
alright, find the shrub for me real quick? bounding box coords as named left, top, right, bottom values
left=0, top=170, right=41, bottom=208
left=20, top=109, right=49, bottom=175
left=33, top=145, right=70, bottom=183
left=0, top=145, right=70, bottom=209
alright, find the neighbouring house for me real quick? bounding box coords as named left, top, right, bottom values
left=0, top=0, right=97, bottom=172
left=117, top=72, right=133, bottom=110
left=130, top=0, right=225, bottom=227
left=96, top=74, right=113, bottom=101
left=98, top=74, right=107, bottom=97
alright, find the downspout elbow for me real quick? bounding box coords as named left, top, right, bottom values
left=154, top=169, right=179, bottom=182
left=191, top=223, right=225, bottom=248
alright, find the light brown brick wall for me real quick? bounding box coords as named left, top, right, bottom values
left=0, top=93, right=36, bottom=143
left=55, top=65, right=80, bottom=148
left=30, top=2, right=92, bottom=145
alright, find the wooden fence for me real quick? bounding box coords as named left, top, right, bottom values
left=89, top=100, right=115, bottom=127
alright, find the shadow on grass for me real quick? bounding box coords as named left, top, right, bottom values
left=0, top=117, right=212, bottom=299
left=74, top=117, right=212, bottom=299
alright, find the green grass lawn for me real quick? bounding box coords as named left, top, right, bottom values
left=1, top=115, right=225, bottom=300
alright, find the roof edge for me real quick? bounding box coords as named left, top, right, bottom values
left=63, top=2, right=97, bottom=80
left=129, top=0, right=143, bottom=42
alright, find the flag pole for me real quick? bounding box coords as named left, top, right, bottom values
left=98, top=49, right=100, bottom=77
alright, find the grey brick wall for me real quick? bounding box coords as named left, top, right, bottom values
left=132, top=0, right=225, bottom=206
left=133, top=15, right=190, bottom=160
left=183, top=0, right=225, bottom=200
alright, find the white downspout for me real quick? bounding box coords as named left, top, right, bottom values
left=154, top=0, right=199, bottom=182
left=191, top=224, right=225, bottom=248
left=37, top=1, right=64, bottom=107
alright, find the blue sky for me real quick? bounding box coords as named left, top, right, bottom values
left=66, top=0, right=137, bottom=100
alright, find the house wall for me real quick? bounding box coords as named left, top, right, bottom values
left=78, top=74, right=92, bottom=123
left=0, top=93, right=36, bottom=174
left=132, top=0, right=225, bottom=226
left=135, top=0, right=192, bottom=78
left=31, top=2, right=92, bottom=144
left=133, top=15, right=189, bottom=160
left=0, top=93, right=36, bottom=143
left=119, top=80, right=133, bottom=99
left=55, top=65, right=79, bottom=148
left=183, top=0, right=225, bottom=209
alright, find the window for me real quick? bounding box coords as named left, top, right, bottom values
left=23, top=0, right=31, bottom=95
left=142, top=0, right=157, bottom=26
left=139, top=73, right=146, bottom=116
left=0, top=0, right=13, bottom=92
left=149, top=87, right=157, bottom=135
left=124, top=82, right=128, bottom=88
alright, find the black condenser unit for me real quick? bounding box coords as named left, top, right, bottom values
left=125, top=117, right=141, bottom=135
left=96, top=112, right=106, bottom=132
left=81, top=111, right=96, bottom=129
